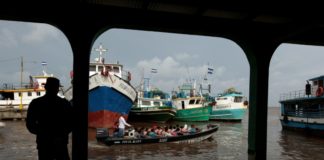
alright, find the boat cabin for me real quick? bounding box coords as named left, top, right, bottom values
left=173, top=97, right=204, bottom=110
left=280, top=75, right=324, bottom=119
left=136, top=97, right=170, bottom=108
left=89, top=63, right=123, bottom=78
left=308, top=75, right=324, bottom=96
left=216, top=94, right=245, bottom=103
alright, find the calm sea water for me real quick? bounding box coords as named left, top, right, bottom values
left=1, top=107, right=324, bottom=160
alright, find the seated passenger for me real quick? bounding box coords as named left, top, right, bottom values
left=162, top=127, right=172, bottom=137
left=188, top=124, right=197, bottom=134
left=147, top=128, right=157, bottom=138
left=140, top=128, right=149, bottom=138
left=180, top=125, right=188, bottom=133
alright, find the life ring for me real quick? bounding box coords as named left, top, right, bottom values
left=128, top=129, right=135, bottom=137
left=316, top=86, right=324, bottom=97
left=243, top=101, right=249, bottom=106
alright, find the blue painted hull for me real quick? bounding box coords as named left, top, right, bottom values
left=89, top=86, right=133, bottom=113
left=88, top=86, right=133, bottom=128
left=209, top=108, right=246, bottom=121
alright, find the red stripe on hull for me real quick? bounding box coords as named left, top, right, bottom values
left=88, top=110, right=128, bottom=128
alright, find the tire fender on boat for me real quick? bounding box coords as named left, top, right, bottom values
left=128, top=129, right=135, bottom=137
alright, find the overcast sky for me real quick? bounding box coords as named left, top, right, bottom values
left=1, top=20, right=324, bottom=107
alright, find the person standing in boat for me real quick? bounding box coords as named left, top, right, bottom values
left=118, top=112, right=132, bottom=138
left=26, top=77, right=73, bottom=160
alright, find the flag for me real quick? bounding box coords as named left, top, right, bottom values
left=151, top=68, right=157, bottom=73
left=208, top=67, right=213, bottom=74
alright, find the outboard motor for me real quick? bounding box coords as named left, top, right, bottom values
left=96, top=128, right=109, bottom=142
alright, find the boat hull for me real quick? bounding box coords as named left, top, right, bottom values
left=97, top=124, right=218, bottom=145
left=128, top=107, right=176, bottom=123
left=65, top=73, right=136, bottom=128
left=174, top=106, right=210, bottom=122
left=209, top=108, right=246, bottom=121
left=88, top=86, right=134, bottom=128
left=280, top=116, right=324, bottom=136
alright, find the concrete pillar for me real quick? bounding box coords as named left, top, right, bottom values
left=239, top=39, right=279, bottom=160
left=58, top=22, right=98, bottom=160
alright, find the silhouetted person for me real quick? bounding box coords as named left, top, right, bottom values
left=26, top=77, right=72, bottom=160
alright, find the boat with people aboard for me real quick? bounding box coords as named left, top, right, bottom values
left=64, top=44, right=137, bottom=128
left=209, top=87, right=248, bottom=121
left=0, top=60, right=61, bottom=119
left=171, top=81, right=211, bottom=122
left=279, top=75, right=324, bottom=136
left=128, top=77, right=176, bottom=123
left=96, top=124, right=218, bottom=145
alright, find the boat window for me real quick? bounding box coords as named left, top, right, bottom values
left=89, top=65, right=96, bottom=72
left=234, top=97, right=243, bottom=102
left=196, top=99, right=201, bottom=104
left=189, top=99, right=195, bottom=104
left=153, top=101, right=160, bottom=106
left=106, top=66, right=112, bottom=71
left=217, top=97, right=227, bottom=100
left=313, top=81, right=318, bottom=86
left=113, top=66, right=120, bottom=73
left=27, top=92, right=32, bottom=96
left=98, top=66, right=104, bottom=72
left=36, top=92, right=41, bottom=96
left=142, top=100, right=151, bottom=106
left=18, top=92, right=22, bottom=97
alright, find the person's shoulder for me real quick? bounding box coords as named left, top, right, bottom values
left=58, top=97, right=72, bottom=106
left=30, top=96, right=45, bottom=104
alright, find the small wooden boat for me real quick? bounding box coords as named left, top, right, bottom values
left=96, top=124, right=218, bottom=145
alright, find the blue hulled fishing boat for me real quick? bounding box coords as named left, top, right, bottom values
left=64, top=44, right=137, bottom=128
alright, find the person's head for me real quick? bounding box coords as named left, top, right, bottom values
left=121, top=112, right=127, bottom=117
left=45, top=77, right=60, bottom=95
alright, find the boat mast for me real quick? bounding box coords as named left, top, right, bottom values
left=95, top=43, right=107, bottom=64
left=19, top=56, right=23, bottom=110
left=20, top=56, right=23, bottom=88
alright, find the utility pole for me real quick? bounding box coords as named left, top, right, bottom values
left=20, top=56, right=23, bottom=110
left=21, top=56, right=23, bottom=88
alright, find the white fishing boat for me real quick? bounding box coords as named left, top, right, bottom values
left=209, top=88, right=248, bottom=121
left=0, top=60, right=58, bottom=119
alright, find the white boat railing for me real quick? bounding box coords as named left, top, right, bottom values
left=279, top=86, right=317, bottom=101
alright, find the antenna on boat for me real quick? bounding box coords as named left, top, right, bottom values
left=20, top=56, right=23, bottom=88
left=94, top=43, right=107, bottom=64
left=41, top=61, right=48, bottom=76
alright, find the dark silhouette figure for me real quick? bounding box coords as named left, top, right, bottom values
left=26, top=77, right=72, bottom=160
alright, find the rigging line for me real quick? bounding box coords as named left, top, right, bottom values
left=0, top=57, right=20, bottom=63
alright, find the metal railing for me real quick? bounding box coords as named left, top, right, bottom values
left=279, top=86, right=317, bottom=101
left=285, top=108, right=324, bottom=118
